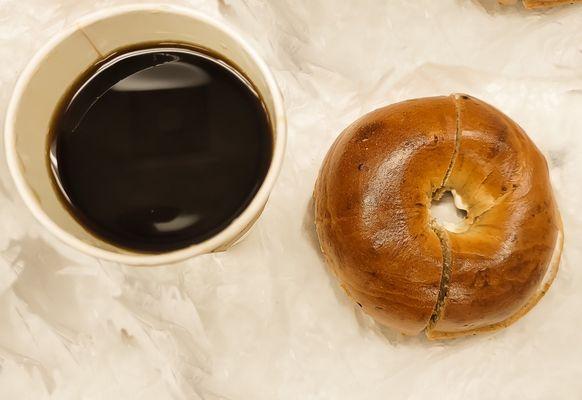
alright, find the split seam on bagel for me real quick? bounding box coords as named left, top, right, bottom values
left=427, top=223, right=452, bottom=331
left=425, top=93, right=534, bottom=338
left=426, top=94, right=463, bottom=332
left=433, top=94, right=462, bottom=201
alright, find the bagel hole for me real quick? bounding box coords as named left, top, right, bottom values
left=430, top=190, right=467, bottom=231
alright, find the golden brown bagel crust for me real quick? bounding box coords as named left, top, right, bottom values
left=499, top=0, right=581, bottom=8
left=426, top=95, right=561, bottom=338
left=314, top=96, right=457, bottom=335
left=315, top=94, right=562, bottom=339
left=522, top=0, right=582, bottom=9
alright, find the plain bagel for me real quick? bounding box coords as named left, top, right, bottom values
left=314, top=94, right=563, bottom=339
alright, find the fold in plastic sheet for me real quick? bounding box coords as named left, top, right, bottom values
left=1, top=0, right=582, bottom=399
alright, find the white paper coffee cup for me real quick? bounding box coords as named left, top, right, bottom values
left=4, top=5, right=286, bottom=265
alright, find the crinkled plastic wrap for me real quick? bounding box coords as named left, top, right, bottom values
left=1, top=0, right=582, bottom=398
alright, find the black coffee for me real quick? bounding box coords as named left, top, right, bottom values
left=49, top=46, right=272, bottom=252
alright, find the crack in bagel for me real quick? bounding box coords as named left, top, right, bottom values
left=469, top=189, right=514, bottom=225
left=433, top=94, right=462, bottom=200
left=425, top=94, right=463, bottom=332
left=427, top=222, right=452, bottom=330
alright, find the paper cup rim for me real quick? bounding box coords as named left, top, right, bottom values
left=4, top=4, right=286, bottom=266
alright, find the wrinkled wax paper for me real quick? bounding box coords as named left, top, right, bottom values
left=1, top=0, right=582, bottom=399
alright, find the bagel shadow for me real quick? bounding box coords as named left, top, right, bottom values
left=303, top=196, right=493, bottom=347
left=472, top=0, right=519, bottom=13
left=302, top=195, right=324, bottom=259
left=303, top=196, right=361, bottom=321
